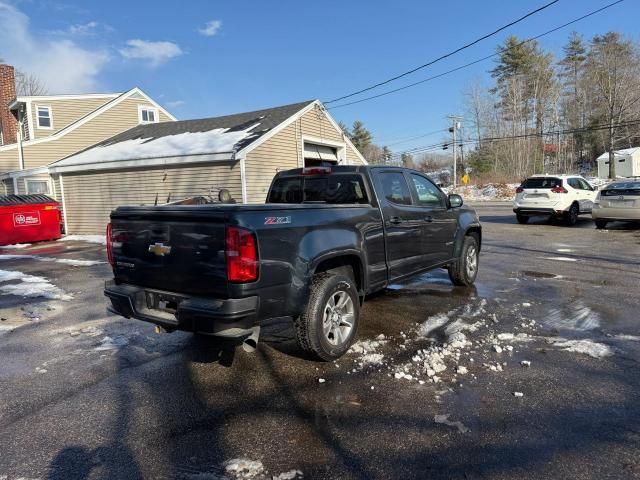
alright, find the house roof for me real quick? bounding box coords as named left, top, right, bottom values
left=49, top=100, right=317, bottom=172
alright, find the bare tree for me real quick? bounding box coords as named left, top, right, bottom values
left=15, top=70, right=48, bottom=96
left=585, top=32, right=640, bottom=178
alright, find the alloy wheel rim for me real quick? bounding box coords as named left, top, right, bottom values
left=322, top=290, right=355, bottom=346
left=466, top=245, right=478, bottom=277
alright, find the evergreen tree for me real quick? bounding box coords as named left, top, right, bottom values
left=338, top=121, right=351, bottom=138
left=559, top=32, right=587, bottom=163
left=382, top=146, right=392, bottom=164
left=350, top=120, right=373, bottom=152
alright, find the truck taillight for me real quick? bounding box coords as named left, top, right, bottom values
left=551, top=186, right=568, bottom=193
left=226, top=226, right=258, bottom=282
left=106, top=223, right=114, bottom=267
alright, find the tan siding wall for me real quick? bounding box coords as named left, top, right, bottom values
left=16, top=173, right=52, bottom=195
left=245, top=121, right=300, bottom=203
left=3, top=179, right=14, bottom=195
left=52, top=175, right=62, bottom=201
left=244, top=106, right=366, bottom=203
left=0, top=147, right=19, bottom=173
left=61, top=162, right=241, bottom=234
left=21, top=98, right=170, bottom=170
left=31, top=97, right=115, bottom=139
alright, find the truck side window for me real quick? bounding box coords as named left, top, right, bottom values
left=410, top=174, right=445, bottom=207
left=380, top=172, right=412, bottom=205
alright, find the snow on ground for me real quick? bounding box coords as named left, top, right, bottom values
left=0, top=243, right=31, bottom=249
left=94, top=335, right=129, bottom=351
left=446, top=183, right=519, bottom=201
left=181, top=457, right=303, bottom=480
left=0, top=254, right=104, bottom=266
left=0, top=269, right=71, bottom=300
left=58, top=235, right=107, bottom=245
left=434, top=414, right=470, bottom=433
left=547, top=338, right=614, bottom=358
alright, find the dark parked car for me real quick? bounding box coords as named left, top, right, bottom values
left=105, top=165, right=482, bottom=360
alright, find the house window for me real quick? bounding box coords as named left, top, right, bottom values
left=26, top=180, right=50, bottom=194
left=139, top=106, right=159, bottom=124
left=36, top=105, right=53, bottom=129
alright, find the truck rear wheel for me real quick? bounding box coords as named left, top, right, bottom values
left=448, top=235, right=479, bottom=287
left=294, top=273, right=360, bottom=361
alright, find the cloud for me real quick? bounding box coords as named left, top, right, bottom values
left=166, top=100, right=185, bottom=108
left=68, top=21, right=98, bottom=35
left=0, top=2, right=109, bottom=93
left=198, top=20, right=222, bottom=37
left=119, top=39, right=183, bottom=66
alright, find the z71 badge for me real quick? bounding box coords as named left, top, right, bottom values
left=264, top=216, right=291, bottom=225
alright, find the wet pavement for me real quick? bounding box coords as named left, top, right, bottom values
left=0, top=203, right=639, bottom=479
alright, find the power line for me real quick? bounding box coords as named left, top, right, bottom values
left=324, top=0, right=561, bottom=104
left=391, top=119, right=640, bottom=158
left=328, top=0, right=625, bottom=110
left=382, top=128, right=449, bottom=147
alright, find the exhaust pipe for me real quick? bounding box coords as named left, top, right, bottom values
left=242, top=326, right=260, bottom=353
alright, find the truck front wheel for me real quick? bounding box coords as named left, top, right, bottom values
left=295, top=273, right=360, bottom=361
left=448, top=235, right=479, bottom=287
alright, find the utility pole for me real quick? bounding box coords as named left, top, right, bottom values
left=448, top=115, right=462, bottom=189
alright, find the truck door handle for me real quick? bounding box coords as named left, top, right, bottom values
left=389, top=216, right=403, bottom=225
left=424, top=216, right=433, bottom=223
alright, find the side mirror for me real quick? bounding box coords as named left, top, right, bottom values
left=449, top=194, right=463, bottom=208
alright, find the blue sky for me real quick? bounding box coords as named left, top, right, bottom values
left=1, top=0, right=638, bottom=153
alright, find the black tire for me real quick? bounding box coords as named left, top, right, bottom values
left=565, top=203, right=579, bottom=226
left=448, top=235, right=479, bottom=287
left=294, top=273, right=360, bottom=361
left=595, top=219, right=608, bottom=229
left=516, top=214, right=529, bottom=224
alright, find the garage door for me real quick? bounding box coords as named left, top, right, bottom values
left=304, top=142, right=338, bottom=166
left=61, top=162, right=242, bottom=234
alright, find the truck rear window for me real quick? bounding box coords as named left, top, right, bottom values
left=268, top=174, right=369, bottom=204
left=522, top=177, right=562, bottom=189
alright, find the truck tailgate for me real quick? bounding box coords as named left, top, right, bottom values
left=111, top=212, right=228, bottom=297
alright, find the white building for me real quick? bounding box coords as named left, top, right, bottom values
left=596, top=147, right=640, bottom=178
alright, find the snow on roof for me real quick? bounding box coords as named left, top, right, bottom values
left=53, top=123, right=261, bottom=168
left=596, top=147, right=640, bottom=160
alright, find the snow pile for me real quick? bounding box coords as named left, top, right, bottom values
left=0, top=269, right=71, bottom=300
left=59, top=235, right=107, bottom=245
left=447, top=183, right=519, bottom=201
left=0, top=254, right=104, bottom=266
left=58, top=123, right=261, bottom=166
left=547, top=338, right=614, bottom=358
left=349, top=336, right=388, bottom=366
left=223, top=458, right=265, bottom=479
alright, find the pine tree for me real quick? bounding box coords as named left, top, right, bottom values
left=337, top=121, right=351, bottom=138
left=559, top=32, right=587, bottom=164
left=350, top=120, right=372, bottom=152
left=382, top=146, right=392, bottom=164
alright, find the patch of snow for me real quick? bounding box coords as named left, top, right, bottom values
left=59, top=235, right=107, bottom=245
left=521, top=360, right=531, bottom=367
left=272, top=470, right=304, bottom=480
left=94, top=335, right=129, bottom=351
left=434, top=414, right=469, bottom=433
left=0, top=254, right=104, bottom=266
left=223, top=458, right=265, bottom=479
left=58, top=123, right=261, bottom=166
left=493, top=345, right=503, bottom=353
left=417, top=312, right=451, bottom=337
left=522, top=302, right=531, bottom=307
left=1, top=243, right=31, bottom=249
left=0, top=269, right=71, bottom=300
left=614, top=334, right=640, bottom=342
left=456, top=366, right=468, bottom=375
left=548, top=338, right=613, bottom=358
left=556, top=248, right=573, bottom=253
left=318, top=378, right=325, bottom=383
left=513, top=392, right=524, bottom=397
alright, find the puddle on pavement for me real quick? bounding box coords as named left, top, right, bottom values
left=520, top=270, right=562, bottom=280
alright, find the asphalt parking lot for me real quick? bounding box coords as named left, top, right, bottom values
left=0, top=203, right=639, bottom=480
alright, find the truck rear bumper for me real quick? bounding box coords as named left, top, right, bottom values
left=104, top=281, right=259, bottom=337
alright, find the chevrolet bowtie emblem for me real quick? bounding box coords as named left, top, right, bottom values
left=148, top=243, right=172, bottom=256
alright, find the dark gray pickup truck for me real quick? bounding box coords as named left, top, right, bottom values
left=105, top=165, right=481, bottom=360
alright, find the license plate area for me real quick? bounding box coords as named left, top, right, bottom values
left=136, top=290, right=186, bottom=323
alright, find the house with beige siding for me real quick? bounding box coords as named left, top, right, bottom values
left=49, top=100, right=367, bottom=233
left=0, top=63, right=175, bottom=196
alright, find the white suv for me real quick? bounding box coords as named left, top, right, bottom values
left=513, top=175, right=597, bottom=226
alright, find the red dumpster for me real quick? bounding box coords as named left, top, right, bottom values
left=0, top=195, right=62, bottom=246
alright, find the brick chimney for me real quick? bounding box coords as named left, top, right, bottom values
left=0, top=64, right=18, bottom=145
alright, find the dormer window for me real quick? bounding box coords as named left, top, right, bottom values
left=36, top=105, right=53, bottom=129
left=139, top=106, right=159, bottom=124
